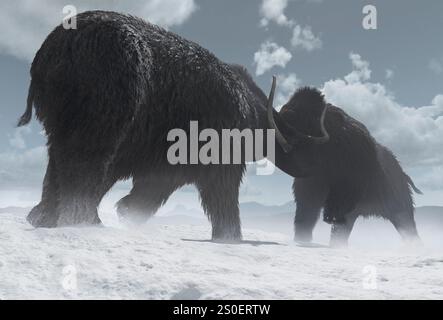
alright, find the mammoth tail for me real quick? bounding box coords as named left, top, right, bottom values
left=406, top=174, right=423, bottom=195
left=17, top=82, right=34, bottom=127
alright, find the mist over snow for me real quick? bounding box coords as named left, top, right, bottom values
left=1, top=201, right=443, bottom=299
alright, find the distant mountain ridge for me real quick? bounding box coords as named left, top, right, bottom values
left=0, top=206, right=31, bottom=214
left=239, top=201, right=295, bottom=217
left=1, top=203, right=441, bottom=223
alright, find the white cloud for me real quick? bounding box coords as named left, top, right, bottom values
left=290, top=25, right=322, bottom=51
left=1, top=125, right=47, bottom=191
left=8, top=126, right=32, bottom=150
left=0, top=0, right=197, bottom=61
left=429, top=58, right=443, bottom=74
left=322, top=53, right=443, bottom=189
left=253, top=41, right=292, bottom=76
left=259, top=0, right=293, bottom=27
left=0, top=146, right=47, bottom=189
left=275, top=73, right=301, bottom=108
left=259, top=0, right=322, bottom=52
left=344, top=52, right=371, bottom=83
left=385, top=69, right=394, bottom=80
left=414, top=95, right=443, bottom=118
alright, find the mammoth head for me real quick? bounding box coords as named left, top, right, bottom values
left=266, top=76, right=329, bottom=153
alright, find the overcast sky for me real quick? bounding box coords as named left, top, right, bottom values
left=0, top=0, right=442, bottom=210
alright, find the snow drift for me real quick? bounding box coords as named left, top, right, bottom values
left=1, top=209, right=443, bottom=299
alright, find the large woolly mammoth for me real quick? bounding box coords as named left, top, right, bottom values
left=18, top=11, right=328, bottom=241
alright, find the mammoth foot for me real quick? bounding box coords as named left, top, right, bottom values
left=294, top=223, right=314, bottom=244
left=294, top=231, right=313, bottom=244
left=56, top=210, right=102, bottom=227
left=400, top=234, right=423, bottom=248
left=329, top=238, right=349, bottom=248
left=116, top=197, right=152, bottom=225
left=27, top=204, right=58, bottom=228
left=211, top=228, right=243, bottom=243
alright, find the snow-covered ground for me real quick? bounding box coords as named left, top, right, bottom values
left=1, top=210, right=443, bottom=300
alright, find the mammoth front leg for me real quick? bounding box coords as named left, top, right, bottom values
left=197, top=165, right=244, bottom=242
left=324, top=184, right=360, bottom=247
left=116, top=172, right=181, bottom=224
left=293, top=176, right=328, bottom=243
left=323, top=184, right=360, bottom=224
left=330, top=212, right=359, bottom=248
left=294, top=204, right=321, bottom=243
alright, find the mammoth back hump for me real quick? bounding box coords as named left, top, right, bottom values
left=322, top=106, right=379, bottom=178
left=31, top=11, right=154, bottom=130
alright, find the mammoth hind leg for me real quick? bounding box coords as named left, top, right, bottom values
left=54, top=145, right=117, bottom=227
left=27, top=154, right=60, bottom=228
left=196, top=166, right=244, bottom=242
left=388, top=210, right=421, bottom=244
left=116, top=173, right=182, bottom=224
